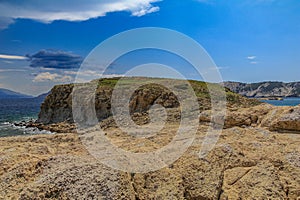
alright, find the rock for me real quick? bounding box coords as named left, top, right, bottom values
left=268, top=106, right=300, bottom=132
left=36, top=77, right=261, bottom=125
left=223, top=81, right=300, bottom=98
left=0, top=124, right=299, bottom=199
left=4, top=78, right=300, bottom=199
left=200, top=104, right=300, bottom=133
left=221, top=163, right=286, bottom=199
left=20, top=156, right=136, bottom=200
left=37, top=84, right=73, bottom=124
left=200, top=104, right=273, bottom=128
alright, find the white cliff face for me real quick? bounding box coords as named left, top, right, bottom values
left=224, top=81, right=300, bottom=98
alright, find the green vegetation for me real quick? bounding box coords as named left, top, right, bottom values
left=93, top=77, right=261, bottom=107
left=58, top=77, right=261, bottom=109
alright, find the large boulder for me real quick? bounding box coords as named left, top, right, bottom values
left=201, top=104, right=300, bottom=133
left=267, top=105, right=300, bottom=132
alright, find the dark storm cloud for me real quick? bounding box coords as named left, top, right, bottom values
left=27, top=50, right=83, bottom=69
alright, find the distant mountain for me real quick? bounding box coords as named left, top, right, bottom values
left=223, top=81, right=300, bottom=98
left=0, top=88, right=33, bottom=99
left=33, top=91, right=50, bottom=102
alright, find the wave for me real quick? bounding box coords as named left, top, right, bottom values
left=0, top=121, right=53, bottom=137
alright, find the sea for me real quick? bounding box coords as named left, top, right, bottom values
left=0, top=97, right=300, bottom=137
left=0, top=98, right=52, bottom=137
left=260, top=97, right=300, bottom=106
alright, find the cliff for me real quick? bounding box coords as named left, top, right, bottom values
left=223, top=81, right=300, bottom=98
left=1, top=78, right=300, bottom=199
left=37, top=77, right=261, bottom=125
left=1, top=106, right=300, bottom=199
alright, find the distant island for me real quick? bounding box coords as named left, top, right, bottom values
left=223, top=81, right=300, bottom=98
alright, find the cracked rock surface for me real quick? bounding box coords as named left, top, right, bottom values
left=0, top=123, right=299, bottom=199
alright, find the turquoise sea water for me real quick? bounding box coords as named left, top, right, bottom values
left=0, top=98, right=51, bottom=137
left=260, top=97, right=300, bottom=106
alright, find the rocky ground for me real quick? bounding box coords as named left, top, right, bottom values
left=1, top=104, right=300, bottom=199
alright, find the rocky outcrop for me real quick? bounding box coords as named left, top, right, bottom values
left=223, top=81, right=300, bottom=98
left=35, top=78, right=300, bottom=133
left=263, top=106, right=300, bottom=132
left=200, top=104, right=300, bottom=133
left=200, top=104, right=272, bottom=128
left=1, top=78, right=300, bottom=199
left=37, top=84, right=73, bottom=124
left=37, top=78, right=261, bottom=125
left=37, top=81, right=180, bottom=125
left=1, top=124, right=299, bottom=199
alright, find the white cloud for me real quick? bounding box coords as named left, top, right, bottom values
left=64, top=70, right=124, bottom=83
left=0, top=54, right=27, bottom=60
left=246, top=55, right=259, bottom=64
left=131, top=5, right=160, bottom=17
left=65, top=70, right=105, bottom=76
left=0, top=0, right=160, bottom=29
left=33, top=72, right=73, bottom=83
left=0, top=69, right=26, bottom=72
left=247, top=56, right=256, bottom=60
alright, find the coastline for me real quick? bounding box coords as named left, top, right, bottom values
left=1, top=89, right=300, bottom=198
left=9, top=102, right=300, bottom=137
left=0, top=120, right=53, bottom=138
left=2, top=96, right=299, bottom=139
left=256, top=97, right=284, bottom=101
left=1, top=118, right=299, bottom=199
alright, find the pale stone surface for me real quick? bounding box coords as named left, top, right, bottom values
left=0, top=124, right=299, bottom=199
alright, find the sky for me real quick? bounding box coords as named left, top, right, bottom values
left=0, top=0, right=299, bottom=96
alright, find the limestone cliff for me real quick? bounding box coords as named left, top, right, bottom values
left=223, top=81, right=300, bottom=98
left=37, top=77, right=260, bottom=125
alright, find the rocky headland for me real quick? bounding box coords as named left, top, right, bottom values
left=1, top=78, right=300, bottom=199
left=223, top=81, right=300, bottom=98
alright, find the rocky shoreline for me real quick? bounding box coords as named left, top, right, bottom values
left=14, top=103, right=300, bottom=135
left=1, top=78, right=300, bottom=199
left=1, top=106, right=300, bottom=199
left=14, top=121, right=77, bottom=134
left=257, top=97, right=284, bottom=101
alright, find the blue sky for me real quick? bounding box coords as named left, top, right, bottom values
left=0, top=0, right=299, bottom=95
